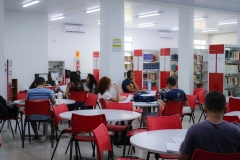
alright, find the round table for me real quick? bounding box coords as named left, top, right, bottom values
left=225, top=111, right=240, bottom=117
left=130, top=129, right=187, bottom=155
left=60, top=109, right=141, bottom=121
left=13, top=99, right=75, bottom=105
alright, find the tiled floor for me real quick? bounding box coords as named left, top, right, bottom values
left=0, top=107, right=205, bottom=160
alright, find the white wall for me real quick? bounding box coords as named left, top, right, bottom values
left=208, top=32, right=237, bottom=45
left=4, top=11, right=48, bottom=91
left=48, top=23, right=100, bottom=73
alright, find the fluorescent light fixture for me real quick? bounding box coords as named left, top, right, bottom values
left=96, top=21, right=100, bottom=25
left=85, top=7, right=100, bottom=13
left=217, top=20, right=237, bottom=25
left=200, top=28, right=219, bottom=32
left=50, top=16, right=65, bottom=21
left=22, top=0, right=40, bottom=7
left=194, top=16, right=208, bottom=21
left=137, top=22, right=157, bottom=28
left=171, top=27, right=179, bottom=30
left=136, top=11, right=163, bottom=18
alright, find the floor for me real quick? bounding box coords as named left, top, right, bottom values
left=0, top=106, right=205, bottom=160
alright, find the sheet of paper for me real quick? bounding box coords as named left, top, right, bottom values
left=160, top=56, right=165, bottom=71
left=208, top=54, right=216, bottom=73
left=171, top=137, right=185, bottom=144
left=97, top=57, right=100, bottom=69
left=120, top=94, right=133, bottom=103
left=51, top=73, right=59, bottom=80
left=217, top=54, right=225, bottom=73
left=133, top=57, right=138, bottom=70
left=165, top=56, right=170, bottom=71
left=59, top=85, right=66, bottom=92
left=166, top=143, right=180, bottom=153
left=93, top=58, right=97, bottom=69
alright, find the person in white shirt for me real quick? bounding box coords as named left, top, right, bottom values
left=97, top=76, right=119, bottom=103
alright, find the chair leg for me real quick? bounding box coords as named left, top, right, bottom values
left=9, top=120, right=15, bottom=138
left=123, top=135, right=127, bottom=155
left=146, top=151, right=151, bottom=160
left=27, top=121, right=31, bottom=142
left=89, top=132, right=95, bottom=157
left=65, top=138, right=71, bottom=154
left=76, top=141, right=82, bottom=160
left=38, top=122, right=40, bottom=130
left=69, top=137, right=73, bottom=160
left=15, top=120, right=18, bottom=132
left=22, top=120, right=27, bottom=148
left=51, top=121, right=54, bottom=148
left=0, top=120, right=5, bottom=133
left=198, top=111, right=204, bottom=123
left=75, top=141, right=79, bottom=160
left=51, top=132, right=63, bottom=160
left=16, top=119, right=22, bottom=138
left=139, top=114, right=143, bottom=128
left=20, top=113, right=24, bottom=136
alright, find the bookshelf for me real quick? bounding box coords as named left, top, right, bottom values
left=12, top=79, right=17, bottom=101
left=124, top=51, right=133, bottom=79
left=160, top=48, right=178, bottom=88
left=48, top=61, right=65, bottom=83
left=208, top=44, right=240, bottom=98
left=133, top=49, right=160, bottom=90
left=193, top=49, right=208, bottom=89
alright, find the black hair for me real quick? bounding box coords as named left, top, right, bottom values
left=87, top=73, right=97, bottom=90
left=127, top=70, right=134, bottom=79
left=70, top=72, right=84, bottom=91
left=29, top=80, right=36, bottom=89
left=166, top=77, right=177, bottom=86
left=35, top=77, right=45, bottom=86
left=205, top=91, right=226, bottom=113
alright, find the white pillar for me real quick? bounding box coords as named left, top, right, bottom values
left=100, top=0, right=124, bottom=91
left=237, top=16, right=240, bottom=45
left=178, top=8, right=194, bottom=94
left=0, top=0, right=6, bottom=98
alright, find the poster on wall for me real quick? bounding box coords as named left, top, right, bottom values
left=208, top=54, right=216, bottom=73
left=7, top=60, right=12, bottom=102
left=112, top=38, right=122, bottom=52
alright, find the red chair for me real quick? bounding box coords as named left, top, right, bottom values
left=46, top=86, right=56, bottom=90
left=182, top=94, right=197, bottom=124
left=191, top=149, right=240, bottom=160
left=93, top=123, right=144, bottom=160
left=197, top=91, right=206, bottom=123
left=99, top=98, right=107, bottom=109
left=146, top=114, right=182, bottom=160
left=22, top=100, right=54, bottom=148
left=85, top=93, right=98, bottom=109
left=162, top=100, right=184, bottom=116
left=223, top=115, right=240, bottom=123
left=51, top=103, right=71, bottom=160
left=193, top=88, right=206, bottom=96
left=0, top=134, right=2, bottom=147
left=69, top=114, right=107, bottom=160
left=229, top=97, right=240, bottom=111
left=69, top=91, right=87, bottom=103
left=17, top=92, right=27, bottom=132
left=225, top=103, right=231, bottom=113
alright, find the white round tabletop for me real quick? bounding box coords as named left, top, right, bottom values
left=132, top=101, right=159, bottom=107
left=224, top=111, right=240, bottom=118
left=130, top=129, right=187, bottom=155
left=59, top=109, right=141, bottom=121
left=13, top=99, right=75, bottom=105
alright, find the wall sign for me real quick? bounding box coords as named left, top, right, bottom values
left=112, top=38, right=122, bottom=52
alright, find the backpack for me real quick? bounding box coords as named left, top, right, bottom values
left=113, top=121, right=132, bottom=146
left=0, top=95, right=18, bottom=119
left=0, top=101, right=8, bottom=119
left=133, top=91, right=157, bottom=102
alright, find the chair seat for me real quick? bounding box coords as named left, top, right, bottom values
left=159, top=154, right=178, bottom=159
left=126, top=128, right=147, bottom=138
left=106, top=124, right=127, bottom=132
left=28, top=115, right=50, bottom=121
left=182, top=106, right=191, bottom=113
left=74, top=135, right=95, bottom=142
left=133, top=108, right=143, bottom=113
left=62, top=127, right=72, bottom=134
left=182, top=112, right=192, bottom=116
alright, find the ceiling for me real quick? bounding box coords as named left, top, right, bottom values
left=3, top=0, right=240, bottom=34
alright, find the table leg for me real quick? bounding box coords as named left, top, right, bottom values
left=41, top=122, right=48, bottom=141
left=142, top=108, right=148, bottom=127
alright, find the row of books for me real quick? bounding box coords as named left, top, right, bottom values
left=124, top=56, right=133, bottom=62
left=143, top=73, right=157, bottom=81
left=143, top=63, right=160, bottom=70
left=225, top=65, right=239, bottom=74
left=171, top=64, right=178, bottom=72
left=125, top=64, right=132, bottom=70
left=171, top=72, right=178, bottom=80
left=143, top=54, right=157, bottom=62
left=194, top=54, right=203, bottom=62
left=143, top=81, right=157, bottom=88
left=225, top=51, right=240, bottom=61
left=194, top=64, right=202, bottom=70
left=171, top=54, right=178, bottom=61
left=225, top=77, right=239, bottom=86
left=194, top=74, right=202, bottom=81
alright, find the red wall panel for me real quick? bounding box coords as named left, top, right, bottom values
left=209, top=73, right=224, bottom=93
left=160, top=71, right=170, bottom=88
left=134, top=71, right=143, bottom=90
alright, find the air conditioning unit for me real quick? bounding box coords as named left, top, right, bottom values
left=158, top=32, right=173, bottom=39
left=64, top=24, right=85, bottom=33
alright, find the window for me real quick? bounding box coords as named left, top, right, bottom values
left=124, top=36, right=132, bottom=51
left=194, top=40, right=206, bottom=49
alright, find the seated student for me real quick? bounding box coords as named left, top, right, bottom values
left=98, top=76, right=119, bottom=103
left=122, top=70, right=146, bottom=93
left=63, top=72, right=85, bottom=110
left=158, top=76, right=188, bottom=107
left=26, top=77, right=56, bottom=141
left=86, top=73, right=98, bottom=94
left=179, top=91, right=240, bottom=160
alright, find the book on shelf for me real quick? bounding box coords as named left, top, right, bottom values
left=194, top=64, right=202, bottom=70
left=225, top=65, right=239, bottom=74
left=143, top=62, right=160, bottom=70
left=124, top=56, right=133, bottom=62
left=171, top=54, right=178, bottom=61
left=143, top=73, right=157, bottom=81
left=171, top=64, right=178, bottom=72
left=194, top=54, right=203, bottom=62
left=225, top=50, right=240, bottom=61
left=143, top=54, right=156, bottom=62
left=225, top=77, right=239, bottom=86
left=194, top=74, right=202, bottom=81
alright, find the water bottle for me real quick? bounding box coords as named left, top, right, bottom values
left=147, top=80, right=151, bottom=93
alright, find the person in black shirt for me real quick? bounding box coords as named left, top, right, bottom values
left=86, top=73, right=98, bottom=94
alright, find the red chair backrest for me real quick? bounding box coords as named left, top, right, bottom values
left=229, top=97, right=240, bottom=111
left=193, top=88, right=205, bottom=95
left=17, top=92, right=27, bottom=100
left=225, top=103, right=231, bottom=113
left=163, top=100, right=184, bottom=116
left=196, top=91, right=205, bottom=105
left=147, top=114, right=182, bottom=131
left=93, top=123, right=112, bottom=160
left=71, top=114, right=107, bottom=134
left=52, top=103, right=69, bottom=127
left=99, top=98, right=107, bottom=109
left=186, top=94, right=197, bottom=110
left=25, top=100, right=51, bottom=117
left=46, top=86, right=55, bottom=90
left=223, top=115, right=240, bottom=123
left=69, top=91, right=87, bottom=103
left=191, top=149, right=240, bottom=160
left=85, top=93, right=98, bottom=109
left=107, top=102, right=133, bottom=111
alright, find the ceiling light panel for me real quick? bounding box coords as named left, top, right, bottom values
left=22, top=0, right=40, bottom=7
left=137, top=22, right=157, bottom=28
left=50, top=16, right=65, bottom=21
left=200, top=28, right=219, bottom=32
left=194, top=16, right=208, bottom=21
left=136, top=11, right=163, bottom=18
left=217, top=20, right=237, bottom=25
left=85, top=7, right=100, bottom=13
